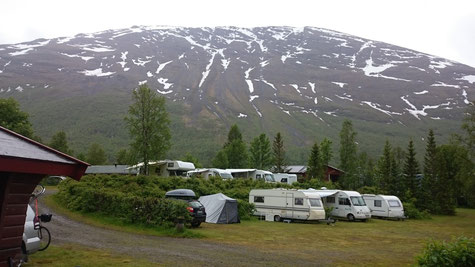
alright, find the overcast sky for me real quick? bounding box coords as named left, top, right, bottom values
left=1, top=0, right=474, bottom=67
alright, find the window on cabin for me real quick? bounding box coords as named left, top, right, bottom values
left=339, top=198, right=351, bottom=206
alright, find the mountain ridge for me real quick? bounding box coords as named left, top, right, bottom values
left=0, top=26, right=474, bottom=164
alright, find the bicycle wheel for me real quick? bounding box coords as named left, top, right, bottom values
left=38, top=226, right=51, bottom=251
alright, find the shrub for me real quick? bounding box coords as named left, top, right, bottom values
left=416, top=237, right=475, bottom=267
left=237, top=200, right=255, bottom=220
left=403, top=201, right=431, bottom=219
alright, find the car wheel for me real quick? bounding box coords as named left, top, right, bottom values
left=191, top=221, right=201, bottom=228
left=274, top=215, right=281, bottom=222
left=347, top=214, right=355, bottom=222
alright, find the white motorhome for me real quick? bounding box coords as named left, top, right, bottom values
left=226, top=169, right=275, bottom=183
left=312, top=189, right=371, bottom=221
left=128, top=160, right=195, bottom=177
left=249, top=188, right=325, bottom=222
left=362, top=194, right=405, bottom=219
left=273, top=173, right=298, bottom=184
left=187, top=168, right=234, bottom=179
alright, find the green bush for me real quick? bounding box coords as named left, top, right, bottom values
left=416, top=237, right=475, bottom=267
left=56, top=174, right=325, bottom=226
left=403, top=201, right=431, bottom=219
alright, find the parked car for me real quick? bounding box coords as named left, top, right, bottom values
left=165, top=189, right=207, bottom=227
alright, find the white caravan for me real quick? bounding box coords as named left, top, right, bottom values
left=362, top=194, right=405, bottom=219
left=226, top=169, right=275, bottom=183
left=187, top=168, right=234, bottom=179
left=249, top=188, right=325, bottom=222
left=128, top=160, right=195, bottom=177
left=312, top=189, right=371, bottom=221
left=273, top=173, right=298, bottom=184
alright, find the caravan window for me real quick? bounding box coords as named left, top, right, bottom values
left=167, top=162, right=174, bottom=168
left=339, top=198, right=351, bottom=206
left=254, top=196, right=264, bottom=203
left=295, top=198, right=304, bottom=205
left=388, top=200, right=401, bottom=207
left=309, top=198, right=321, bottom=207
left=281, top=178, right=288, bottom=183
left=264, top=174, right=275, bottom=182
left=374, top=200, right=382, bottom=207
left=256, top=174, right=263, bottom=181
left=326, top=197, right=335, bottom=203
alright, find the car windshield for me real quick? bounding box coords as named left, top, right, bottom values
left=309, top=198, right=322, bottom=207
left=264, top=174, right=275, bottom=182
left=388, top=200, right=401, bottom=207
left=350, top=196, right=366, bottom=206
left=220, top=173, right=233, bottom=179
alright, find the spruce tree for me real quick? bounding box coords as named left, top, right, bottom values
left=223, top=125, right=248, bottom=168
left=403, top=139, right=420, bottom=201
left=49, top=131, right=73, bottom=155
left=249, top=133, right=272, bottom=169
left=320, top=138, right=333, bottom=167
left=434, top=145, right=458, bottom=215
left=339, top=119, right=358, bottom=188
left=307, top=140, right=323, bottom=179
left=421, top=129, right=437, bottom=212
left=273, top=132, right=286, bottom=173
left=377, top=140, right=393, bottom=193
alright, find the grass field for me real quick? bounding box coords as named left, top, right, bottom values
left=33, top=195, right=475, bottom=266
left=196, top=209, right=475, bottom=266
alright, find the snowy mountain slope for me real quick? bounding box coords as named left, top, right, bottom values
left=0, top=26, right=473, bottom=161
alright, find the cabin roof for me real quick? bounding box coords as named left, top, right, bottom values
left=0, top=126, right=89, bottom=180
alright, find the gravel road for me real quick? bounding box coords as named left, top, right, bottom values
left=38, top=190, right=327, bottom=266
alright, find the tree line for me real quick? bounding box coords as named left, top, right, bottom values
left=1, top=85, right=474, bottom=215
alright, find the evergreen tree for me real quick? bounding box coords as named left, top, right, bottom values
left=434, top=145, right=458, bottom=215
left=49, top=131, right=73, bottom=155
left=221, top=125, right=248, bottom=168
left=116, top=149, right=129, bottom=165
left=272, top=132, right=286, bottom=173
left=212, top=150, right=228, bottom=169
left=124, top=84, right=171, bottom=175
left=421, top=129, right=437, bottom=212
left=182, top=152, right=202, bottom=168
left=307, top=140, right=323, bottom=179
left=339, top=119, right=358, bottom=188
left=403, top=139, right=420, bottom=201
left=0, top=97, right=34, bottom=138
left=460, top=101, right=475, bottom=160
left=320, top=138, right=333, bottom=167
left=377, top=140, right=393, bottom=193
left=249, top=133, right=272, bottom=169
left=86, top=143, right=108, bottom=165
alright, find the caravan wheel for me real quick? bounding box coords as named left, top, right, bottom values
left=274, top=215, right=281, bottom=222
left=347, top=214, right=355, bottom=222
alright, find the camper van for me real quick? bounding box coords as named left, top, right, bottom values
left=249, top=188, right=325, bottom=222
left=187, top=168, right=234, bottom=179
left=362, top=194, right=405, bottom=219
left=312, top=189, right=371, bottom=221
left=128, top=160, right=195, bottom=177
left=226, top=169, right=275, bottom=183
left=273, top=173, right=298, bottom=184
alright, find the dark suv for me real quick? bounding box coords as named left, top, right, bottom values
left=165, top=189, right=206, bottom=227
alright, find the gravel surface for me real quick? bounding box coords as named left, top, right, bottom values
left=39, top=190, right=328, bottom=266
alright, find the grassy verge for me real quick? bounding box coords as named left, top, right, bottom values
left=24, top=244, right=158, bottom=267
left=44, top=194, right=203, bottom=239
left=196, top=209, right=475, bottom=266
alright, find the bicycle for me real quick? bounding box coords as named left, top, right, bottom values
left=31, top=185, right=52, bottom=251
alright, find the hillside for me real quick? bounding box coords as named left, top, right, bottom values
left=0, top=26, right=474, bottom=164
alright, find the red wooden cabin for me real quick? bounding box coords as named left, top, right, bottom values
left=0, top=126, right=88, bottom=267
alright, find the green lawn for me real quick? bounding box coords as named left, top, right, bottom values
left=39, top=195, right=475, bottom=266
left=195, top=209, right=475, bottom=266
left=24, top=244, right=159, bottom=267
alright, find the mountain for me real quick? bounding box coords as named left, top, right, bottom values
left=0, top=26, right=474, bottom=164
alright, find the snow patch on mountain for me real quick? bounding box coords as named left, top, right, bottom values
left=156, top=60, right=172, bottom=75
left=157, top=77, right=173, bottom=89
left=78, top=68, right=115, bottom=77
left=199, top=52, right=217, bottom=87
left=460, top=75, right=475, bottom=84
left=60, top=53, right=94, bottom=62
left=431, top=82, right=460, bottom=89
left=332, top=82, right=346, bottom=88
left=414, top=90, right=429, bottom=95
left=361, top=101, right=402, bottom=116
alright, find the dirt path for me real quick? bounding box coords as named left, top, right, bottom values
left=38, top=189, right=326, bottom=266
